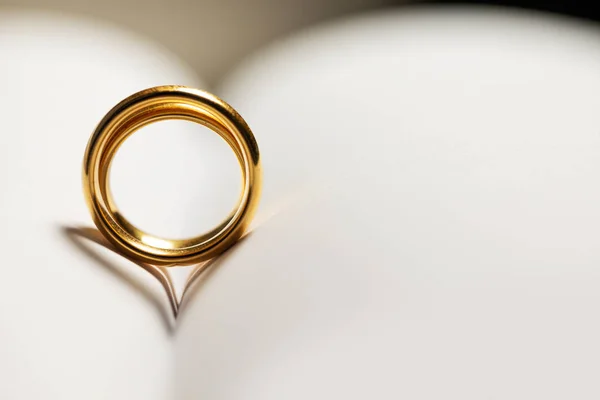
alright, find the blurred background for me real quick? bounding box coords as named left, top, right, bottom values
left=1, top=0, right=597, bottom=86
left=4, top=0, right=600, bottom=398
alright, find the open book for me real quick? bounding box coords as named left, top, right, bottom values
left=3, top=6, right=600, bottom=399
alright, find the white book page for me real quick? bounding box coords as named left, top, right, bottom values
left=5, top=7, right=600, bottom=400
left=0, top=10, right=204, bottom=399
left=176, top=8, right=600, bottom=399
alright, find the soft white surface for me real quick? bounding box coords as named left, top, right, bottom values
left=4, top=6, right=600, bottom=400
left=0, top=0, right=391, bottom=84
left=0, top=10, right=203, bottom=399
left=176, top=8, right=600, bottom=399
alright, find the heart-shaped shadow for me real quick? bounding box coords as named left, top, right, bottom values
left=60, top=226, right=237, bottom=332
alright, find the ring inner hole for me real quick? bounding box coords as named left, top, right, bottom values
left=109, top=119, right=242, bottom=240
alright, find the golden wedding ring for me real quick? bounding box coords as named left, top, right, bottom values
left=83, top=86, right=262, bottom=266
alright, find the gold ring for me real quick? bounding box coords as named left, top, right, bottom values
left=82, top=85, right=262, bottom=266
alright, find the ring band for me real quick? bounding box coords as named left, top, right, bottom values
left=83, top=86, right=262, bottom=266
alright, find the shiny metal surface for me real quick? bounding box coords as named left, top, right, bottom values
left=83, top=85, right=262, bottom=267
